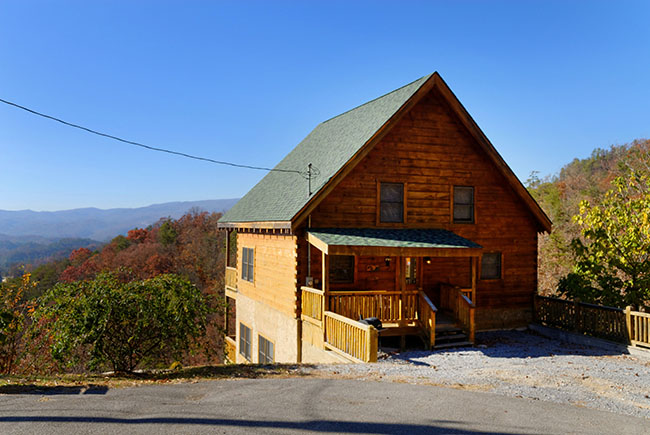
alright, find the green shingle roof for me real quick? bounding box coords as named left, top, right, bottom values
left=307, top=228, right=482, bottom=250
left=219, top=74, right=432, bottom=223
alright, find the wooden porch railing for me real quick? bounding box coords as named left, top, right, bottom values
left=626, top=308, right=650, bottom=348
left=324, top=311, right=378, bottom=362
left=440, top=284, right=475, bottom=343
left=418, top=290, right=437, bottom=349
left=301, top=286, right=324, bottom=324
left=225, top=266, right=238, bottom=290
left=328, top=290, right=418, bottom=323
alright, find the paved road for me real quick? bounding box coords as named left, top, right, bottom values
left=0, top=378, right=648, bottom=434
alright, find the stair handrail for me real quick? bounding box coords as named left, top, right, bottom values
left=418, top=289, right=437, bottom=349
left=457, top=291, right=475, bottom=343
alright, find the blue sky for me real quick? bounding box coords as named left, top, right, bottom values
left=1, top=0, right=648, bottom=211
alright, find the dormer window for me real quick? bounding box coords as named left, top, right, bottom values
left=380, top=182, right=404, bottom=223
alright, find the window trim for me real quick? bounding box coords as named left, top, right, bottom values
left=241, top=247, right=254, bottom=283
left=480, top=252, right=502, bottom=280
left=452, top=185, right=475, bottom=224
left=377, top=180, right=407, bottom=225
left=258, top=334, right=275, bottom=364
left=239, top=322, right=252, bottom=361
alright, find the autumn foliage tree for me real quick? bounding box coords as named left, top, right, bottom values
left=34, top=272, right=212, bottom=373
left=558, top=149, right=650, bottom=309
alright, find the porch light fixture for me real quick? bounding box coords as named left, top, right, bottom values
left=384, top=257, right=391, bottom=266
left=424, top=257, right=432, bottom=264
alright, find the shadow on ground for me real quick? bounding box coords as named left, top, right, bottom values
left=0, top=416, right=541, bottom=435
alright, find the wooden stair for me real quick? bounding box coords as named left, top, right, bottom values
left=432, top=312, right=473, bottom=349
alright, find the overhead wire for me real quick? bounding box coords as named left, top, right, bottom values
left=0, top=97, right=318, bottom=179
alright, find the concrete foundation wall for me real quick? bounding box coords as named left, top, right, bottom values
left=476, top=306, right=533, bottom=330
left=235, top=292, right=299, bottom=363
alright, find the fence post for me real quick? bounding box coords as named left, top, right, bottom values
left=573, top=299, right=581, bottom=333
left=367, top=326, right=378, bottom=363
left=625, top=305, right=633, bottom=344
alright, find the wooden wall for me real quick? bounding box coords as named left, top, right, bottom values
left=305, top=86, right=540, bottom=323
left=237, top=232, right=299, bottom=318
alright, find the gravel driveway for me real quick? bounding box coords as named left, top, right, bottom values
left=303, top=330, right=650, bottom=419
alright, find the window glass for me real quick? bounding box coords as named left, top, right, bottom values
left=453, top=186, right=474, bottom=223
left=239, top=323, right=252, bottom=360
left=258, top=335, right=274, bottom=363
left=405, top=257, right=417, bottom=285
left=329, top=255, right=354, bottom=284
left=242, top=247, right=254, bottom=282
left=481, top=252, right=501, bottom=280
left=380, top=182, right=404, bottom=223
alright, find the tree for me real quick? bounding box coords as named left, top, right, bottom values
left=559, top=153, right=650, bottom=309
left=0, top=273, right=36, bottom=373
left=34, top=272, right=213, bottom=373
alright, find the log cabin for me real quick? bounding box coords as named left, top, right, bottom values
left=218, top=72, right=552, bottom=364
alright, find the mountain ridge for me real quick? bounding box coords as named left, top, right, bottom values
left=0, top=199, right=238, bottom=241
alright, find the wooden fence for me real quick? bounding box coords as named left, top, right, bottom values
left=535, top=295, right=650, bottom=348
left=323, top=311, right=378, bottom=362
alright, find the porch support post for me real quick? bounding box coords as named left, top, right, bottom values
left=322, top=251, right=329, bottom=311
left=471, top=256, right=478, bottom=303
left=399, top=256, right=406, bottom=327
left=225, top=229, right=231, bottom=268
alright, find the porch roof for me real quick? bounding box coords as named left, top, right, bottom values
left=307, top=228, right=482, bottom=257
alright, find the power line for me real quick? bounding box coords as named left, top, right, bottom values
left=0, top=97, right=315, bottom=178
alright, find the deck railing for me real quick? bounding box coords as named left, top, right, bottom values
left=418, top=290, right=437, bottom=349
left=626, top=307, right=650, bottom=348
left=328, top=290, right=418, bottom=323
left=534, top=295, right=627, bottom=343
left=324, top=311, right=378, bottom=362
left=225, top=266, right=238, bottom=290
left=301, top=286, right=324, bottom=324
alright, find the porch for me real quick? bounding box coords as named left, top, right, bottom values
left=301, top=228, right=481, bottom=362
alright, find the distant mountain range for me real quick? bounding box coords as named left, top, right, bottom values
left=0, top=199, right=238, bottom=275
left=0, top=199, right=238, bottom=241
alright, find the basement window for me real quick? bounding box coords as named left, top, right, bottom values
left=239, top=323, right=252, bottom=361
left=258, top=335, right=275, bottom=364
left=453, top=186, right=474, bottom=223
left=380, top=182, right=404, bottom=223
left=481, top=252, right=502, bottom=280
left=242, top=247, right=254, bottom=282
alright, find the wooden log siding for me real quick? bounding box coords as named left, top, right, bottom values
left=534, top=296, right=627, bottom=343
left=418, top=290, right=437, bottom=349
left=301, top=286, right=324, bottom=324
left=225, top=266, right=238, bottom=290
left=328, top=290, right=418, bottom=323
left=309, top=87, right=540, bottom=324
left=324, top=311, right=378, bottom=362
left=627, top=308, right=650, bottom=348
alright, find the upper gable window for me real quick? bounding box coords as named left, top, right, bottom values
left=453, top=186, right=474, bottom=224
left=380, top=182, right=404, bottom=223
